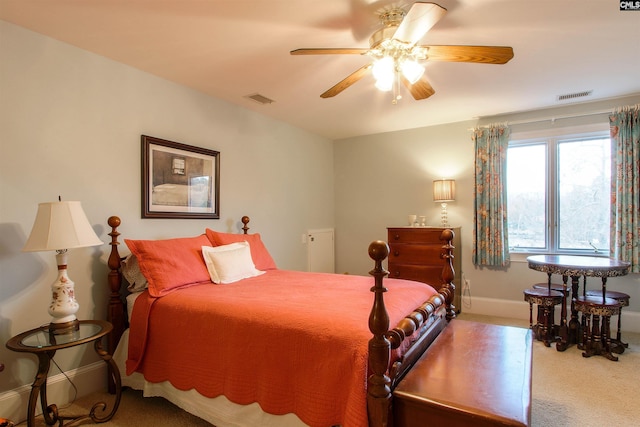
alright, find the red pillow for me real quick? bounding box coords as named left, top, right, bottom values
left=205, top=229, right=277, bottom=270
left=125, top=234, right=212, bottom=297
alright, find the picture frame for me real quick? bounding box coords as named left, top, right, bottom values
left=141, top=135, right=220, bottom=219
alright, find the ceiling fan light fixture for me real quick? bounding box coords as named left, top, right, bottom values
left=400, top=59, right=424, bottom=84
left=291, top=2, right=513, bottom=101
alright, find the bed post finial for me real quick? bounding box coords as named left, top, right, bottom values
left=367, top=240, right=392, bottom=427
left=241, top=216, right=250, bottom=234
left=106, top=216, right=125, bottom=393
left=440, top=229, right=456, bottom=320
left=107, top=216, right=122, bottom=295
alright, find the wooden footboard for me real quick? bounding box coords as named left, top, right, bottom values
left=367, top=230, right=455, bottom=427
left=105, top=216, right=455, bottom=426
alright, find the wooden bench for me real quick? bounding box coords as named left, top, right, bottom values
left=393, top=320, right=533, bottom=427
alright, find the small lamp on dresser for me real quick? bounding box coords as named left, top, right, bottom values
left=22, top=199, right=103, bottom=334
left=433, top=179, right=456, bottom=227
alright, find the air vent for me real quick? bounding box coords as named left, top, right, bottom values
left=557, top=90, right=593, bottom=101
left=244, top=93, right=275, bottom=105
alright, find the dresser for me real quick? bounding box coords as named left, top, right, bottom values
left=387, top=227, right=462, bottom=313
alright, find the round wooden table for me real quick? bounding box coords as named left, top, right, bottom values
left=6, top=320, right=121, bottom=426
left=526, top=255, right=630, bottom=352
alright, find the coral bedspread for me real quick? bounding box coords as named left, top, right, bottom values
left=127, top=270, right=437, bottom=427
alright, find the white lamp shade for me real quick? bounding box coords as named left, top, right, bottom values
left=372, top=56, right=394, bottom=80
left=23, top=201, right=103, bottom=252
left=433, top=179, right=456, bottom=202
left=400, top=59, right=424, bottom=84
left=374, top=76, right=393, bottom=92
left=372, top=57, right=394, bottom=91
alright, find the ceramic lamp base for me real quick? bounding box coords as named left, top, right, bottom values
left=48, top=251, right=80, bottom=329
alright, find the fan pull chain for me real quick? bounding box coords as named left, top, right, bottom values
left=392, top=70, right=402, bottom=105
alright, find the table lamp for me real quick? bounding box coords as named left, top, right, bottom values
left=22, top=200, right=103, bottom=334
left=433, top=179, right=456, bottom=227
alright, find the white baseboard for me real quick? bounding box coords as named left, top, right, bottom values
left=0, top=361, right=107, bottom=424
left=461, top=296, right=640, bottom=334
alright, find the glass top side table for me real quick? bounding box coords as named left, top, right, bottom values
left=6, top=319, right=121, bottom=427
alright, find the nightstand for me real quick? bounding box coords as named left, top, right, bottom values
left=5, top=320, right=121, bottom=427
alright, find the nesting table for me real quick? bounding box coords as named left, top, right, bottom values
left=526, top=255, right=630, bottom=354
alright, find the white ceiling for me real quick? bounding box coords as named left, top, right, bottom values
left=1, top=0, right=639, bottom=140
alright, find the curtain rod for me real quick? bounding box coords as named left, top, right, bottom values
left=470, top=108, right=613, bottom=130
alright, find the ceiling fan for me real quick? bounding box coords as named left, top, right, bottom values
left=291, top=2, right=514, bottom=102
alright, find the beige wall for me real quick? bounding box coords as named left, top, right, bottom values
left=0, top=21, right=334, bottom=393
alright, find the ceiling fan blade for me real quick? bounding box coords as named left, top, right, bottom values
left=291, top=48, right=370, bottom=55
left=321, top=64, right=372, bottom=98
left=401, top=75, right=435, bottom=100
left=423, top=45, right=514, bottom=64
left=393, top=2, right=447, bottom=45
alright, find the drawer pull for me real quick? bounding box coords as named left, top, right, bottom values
left=394, top=250, right=400, bottom=256
left=394, top=234, right=400, bottom=240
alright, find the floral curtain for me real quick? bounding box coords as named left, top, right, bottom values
left=610, top=104, right=640, bottom=271
left=472, top=124, right=511, bottom=266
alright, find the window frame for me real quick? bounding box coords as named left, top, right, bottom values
left=507, top=123, right=611, bottom=256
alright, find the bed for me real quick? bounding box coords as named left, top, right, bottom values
left=151, top=182, right=210, bottom=208
left=105, top=215, right=457, bottom=427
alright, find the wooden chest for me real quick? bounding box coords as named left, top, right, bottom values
left=387, top=227, right=462, bottom=313
left=393, top=320, right=532, bottom=427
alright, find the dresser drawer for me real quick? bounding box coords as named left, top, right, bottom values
left=387, top=264, right=443, bottom=287
left=388, top=243, right=442, bottom=265
left=388, top=228, right=443, bottom=244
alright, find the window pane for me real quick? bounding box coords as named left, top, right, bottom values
left=558, top=138, right=611, bottom=251
left=507, top=144, right=546, bottom=249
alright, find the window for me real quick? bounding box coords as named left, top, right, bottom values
left=172, top=157, right=185, bottom=175
left=507, top=129, right=611, bottom=254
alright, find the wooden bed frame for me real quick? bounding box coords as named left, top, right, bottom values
left=105, top=215, right=456, bottom=427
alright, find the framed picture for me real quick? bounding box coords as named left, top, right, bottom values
left=141, top=135, right=220, bottom=219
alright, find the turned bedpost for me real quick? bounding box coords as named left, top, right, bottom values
left=106, top=217, right=125, bottom=352
left=367, top=240, right=392, bottom=427
left=241, top=216, right=250, bottom=234
left=439, top=229, right=456, bottom=321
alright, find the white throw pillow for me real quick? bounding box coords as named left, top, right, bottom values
left=201, top=242, right=265, bottom=284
